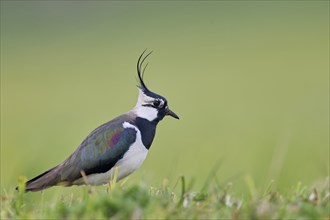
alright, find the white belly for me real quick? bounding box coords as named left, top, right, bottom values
left=73, top=122, right=148, bottom=186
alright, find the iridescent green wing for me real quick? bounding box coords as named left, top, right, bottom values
left=59, top=118, right=137, bottom=182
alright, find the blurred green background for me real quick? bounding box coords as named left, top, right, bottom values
left=1, top=1, right=328, bottom=195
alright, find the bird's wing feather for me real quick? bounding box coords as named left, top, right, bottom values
left=58, top=118, right=137, bottom=183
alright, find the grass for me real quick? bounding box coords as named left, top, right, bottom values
left=1, top=176, right=329, bottom=219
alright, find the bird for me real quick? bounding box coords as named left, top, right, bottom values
left=22, top=51, right=179, bottom=192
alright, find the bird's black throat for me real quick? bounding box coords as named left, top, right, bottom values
left=135, top=117, right=158, bottom=149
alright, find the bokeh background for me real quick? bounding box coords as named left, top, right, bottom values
left=1, top=1, right=328, bottom=196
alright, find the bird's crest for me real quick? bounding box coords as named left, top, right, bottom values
left=137, top=50, right=153, bottom=93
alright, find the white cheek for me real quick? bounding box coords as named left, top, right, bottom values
left=135, top=106, right=158, bottom=121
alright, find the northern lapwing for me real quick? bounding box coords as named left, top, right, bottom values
left=22, top=51, right=179, bottom=192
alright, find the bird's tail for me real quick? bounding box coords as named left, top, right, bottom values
left=22, top=166, right=63, bottom=192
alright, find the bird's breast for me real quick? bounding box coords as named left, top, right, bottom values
left=134, top=117, right=157, bottom=149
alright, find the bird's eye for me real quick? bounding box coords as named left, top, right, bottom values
left=153, top=100, right=161, bottom=107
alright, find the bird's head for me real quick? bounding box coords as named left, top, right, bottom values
left=134, top=51, right=179, bottom=122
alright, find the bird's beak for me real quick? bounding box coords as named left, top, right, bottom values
left=165, top=107, right=179, bottom=119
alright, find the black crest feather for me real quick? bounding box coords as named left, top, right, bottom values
left=137, top=50, right=153, bottom=92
